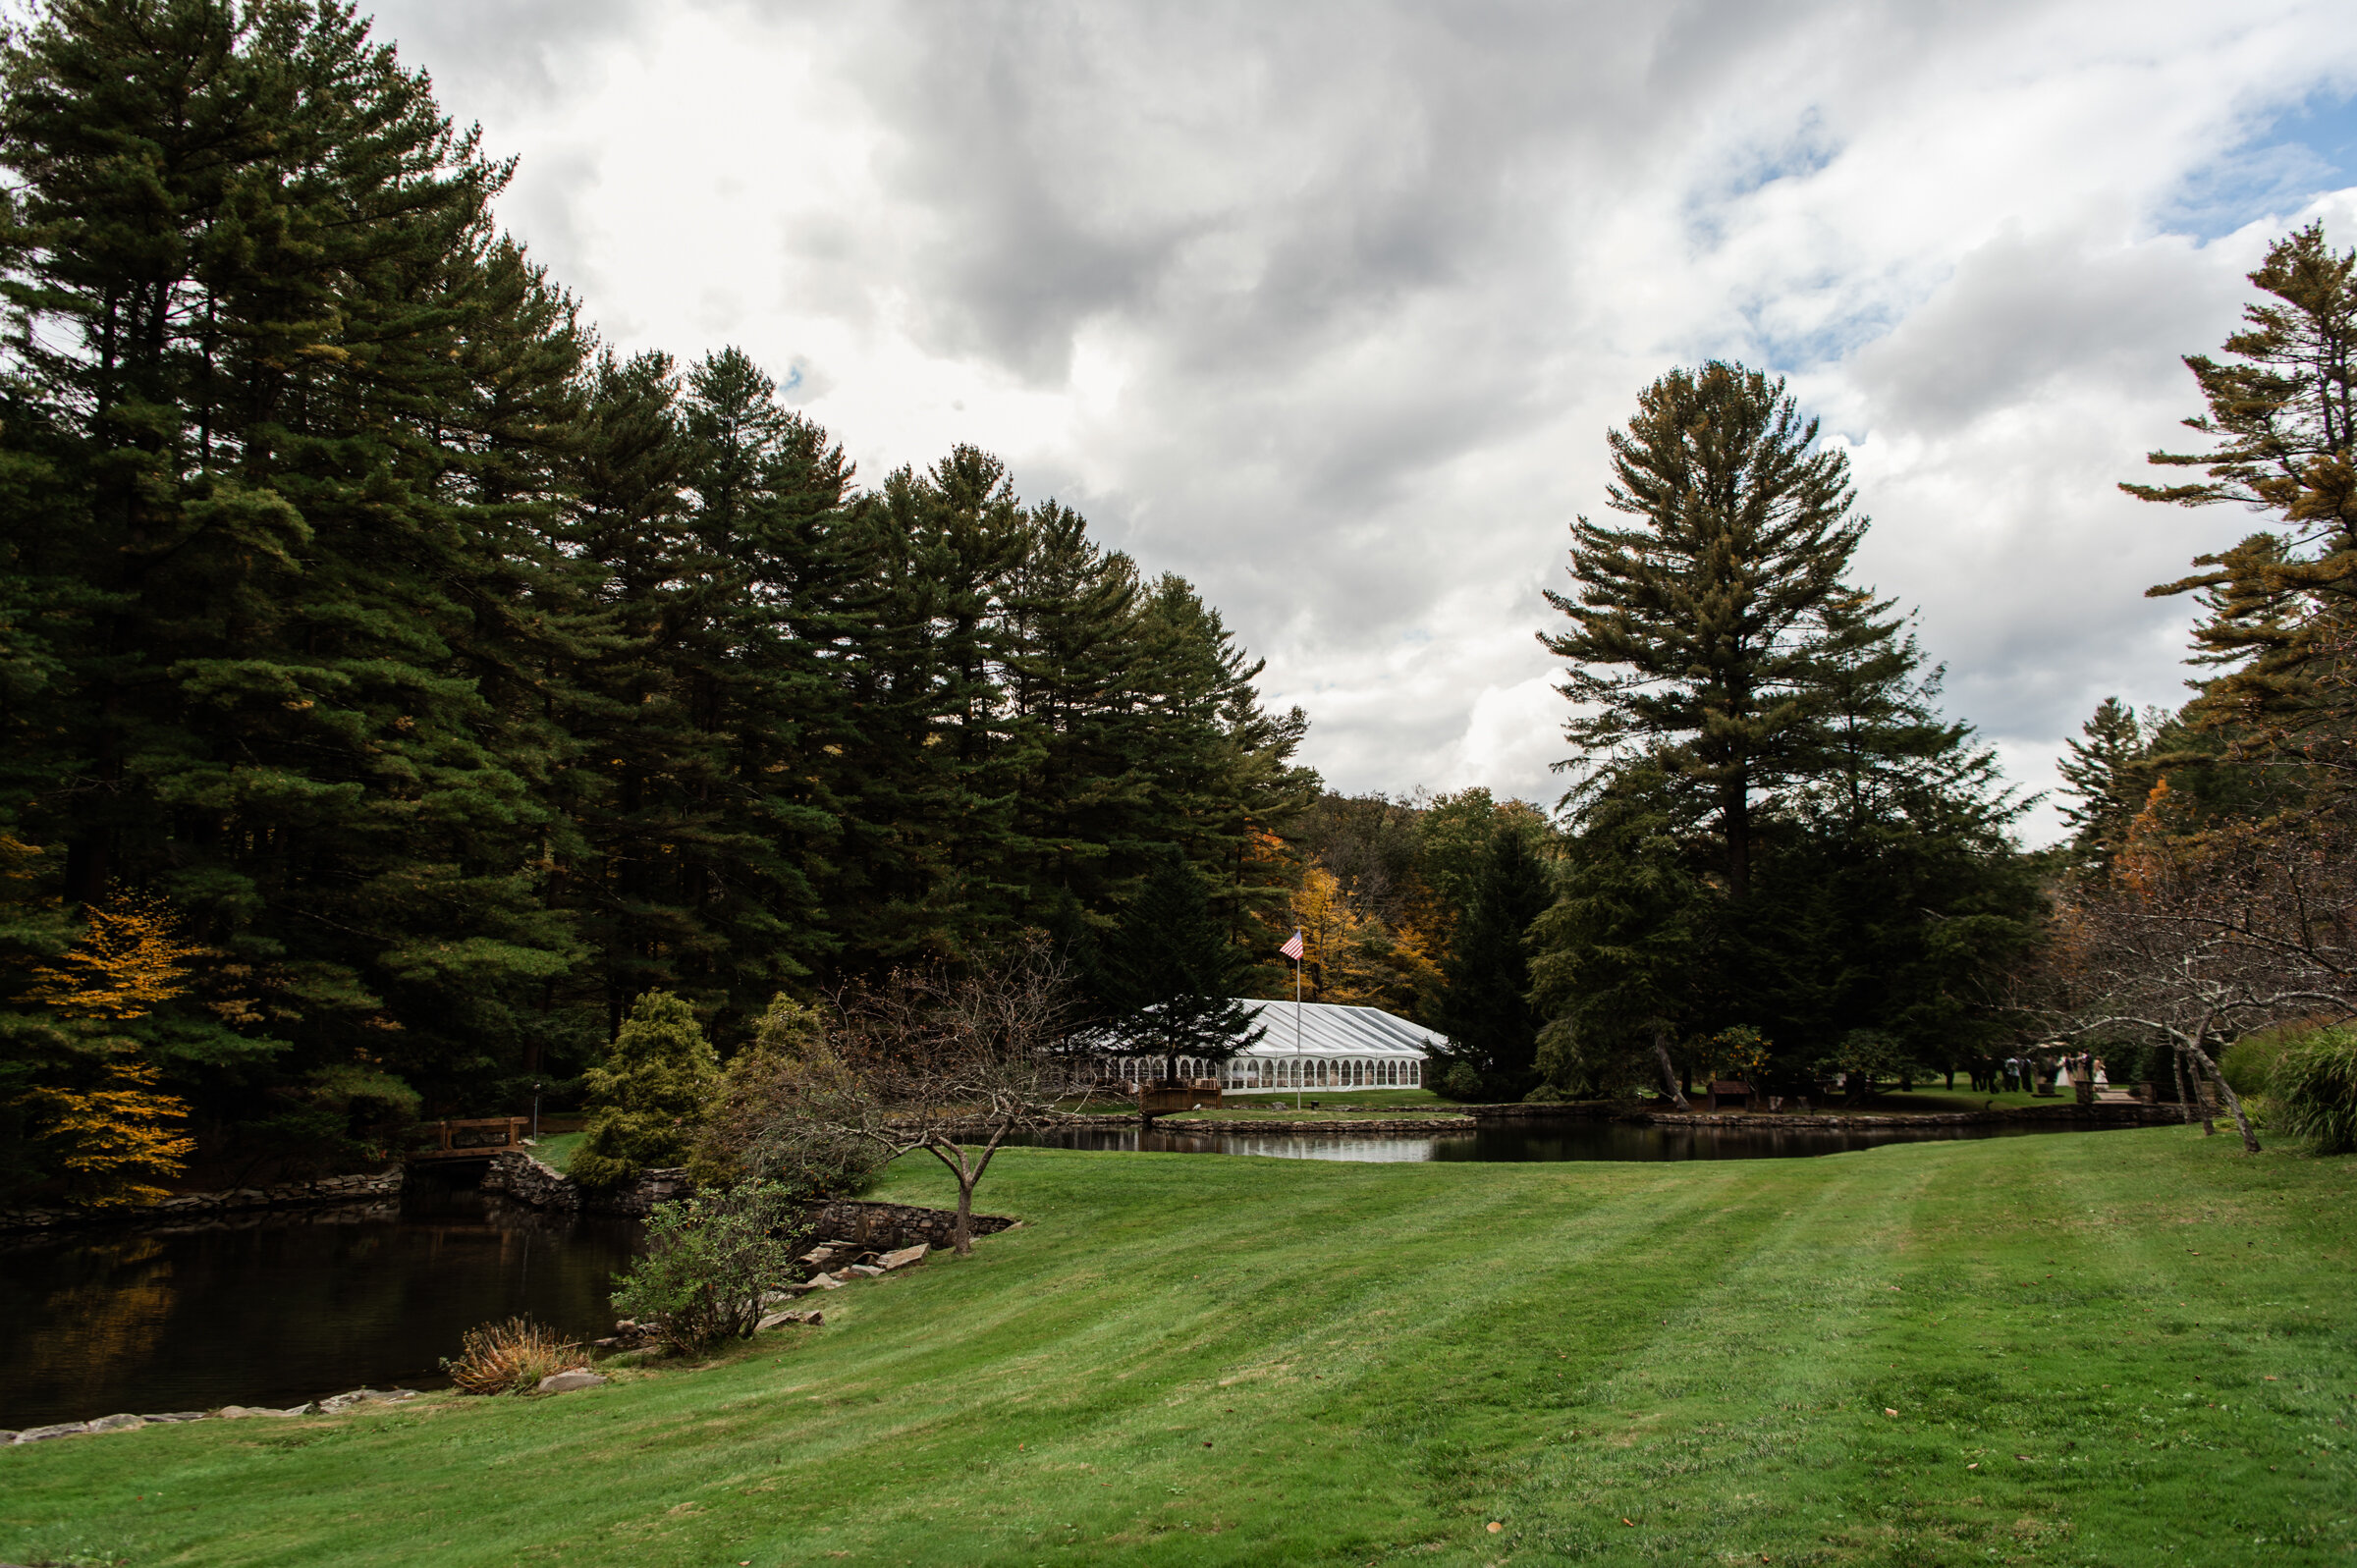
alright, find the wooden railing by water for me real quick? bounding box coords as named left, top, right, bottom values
left=407, top=1117, right=530, bottom=1162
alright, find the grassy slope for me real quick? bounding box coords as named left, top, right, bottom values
left=3, top=1130, right=2352, bottom=1567
left=526, top=1130, right=582, bottom=1172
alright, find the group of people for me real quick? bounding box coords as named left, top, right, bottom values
left=1971, top=1051, right=2109, bottom=1095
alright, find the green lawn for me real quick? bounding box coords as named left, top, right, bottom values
left=525, top=1130, right=582, bottom=1171
left=4, top=1129, right=2352, bottom=1566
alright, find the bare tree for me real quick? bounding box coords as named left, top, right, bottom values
left=2049, top=814, right=2357, bottom=1154
left=794, top=942, right=1081, bottom=1255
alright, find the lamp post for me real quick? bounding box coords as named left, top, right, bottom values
left=529, top=1081, right=542, bottom=1143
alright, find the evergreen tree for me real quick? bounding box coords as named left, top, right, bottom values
left=1435, top=821, right=1555, bottom=1094
left=1542, top=361, right=1874, bottom=898
left=1093, top=854, right=1266, bottom=1070
left=0, top=0, right=584, bottom=1123
left=571, top=990, right=719, bottom=1187
left=2056, top=698, right=2152, bottom=865
left=1528, top=764, right=1710, bottom=1105
left=2127, top=223, right=2357, bottom=775
left=0, top=4, right=1325, bottom=1189
left=1534, top=364, right=2042, bottom=1087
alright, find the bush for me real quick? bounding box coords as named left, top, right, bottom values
left=2273, top=1028, right=2357, bottom=1155
left=2220, top=1028, right=2301, bottom=1099
left=609, top=1179, right=809, bottom=1354
left=572, top=991, right=720, bottom=1188
left=1437, top=1061, right=1483, bottom=1101
left=689, top=995, right=888, bottom=1199
left=442, top=1317, right=583, bottom=1395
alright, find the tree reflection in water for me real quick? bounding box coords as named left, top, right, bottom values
left=0, top=1172, right=639, bottom=1429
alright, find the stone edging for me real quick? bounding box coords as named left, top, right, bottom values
left=1628, top=1104, right=2186, bottom=1130
left=1153, top=1116, right=1478, bottom=1134
left=0, top=1168, right=406, bottom=1234
left=4, top=1387, right=417, bottom=1446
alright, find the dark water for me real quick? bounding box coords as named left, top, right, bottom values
left=0, top=1172, right=641, bottom=1430
left=1012, top=1116, right=2058, bottom=1163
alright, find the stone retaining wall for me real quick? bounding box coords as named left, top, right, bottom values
left=1160, top=1115, right=1478, bottom=1134
left=480, top=1152, right=1013, bottom=1247
left=0, top=1167, right=405, bottom=1233
left=479, top=1150, right=690, bottom=1217
left=804, top=1198, right=1017, bottom=1250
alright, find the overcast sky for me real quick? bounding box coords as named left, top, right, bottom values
left=368, top=0, right=2357, bottom=840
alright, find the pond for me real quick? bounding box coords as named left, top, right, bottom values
left=0, top=1171, right=640, bottom=1431
left=1012, top=1116, right=2065, bottom=1163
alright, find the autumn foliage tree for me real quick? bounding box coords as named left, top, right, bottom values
left=11, top=897, right=203, bottom=1205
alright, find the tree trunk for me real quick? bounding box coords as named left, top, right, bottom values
left=2171, top=1043, right=2198, bottom=1127
left=1653, top=1025, right=1689, bottom=1111
left=2181, top=1038, right=2260, bottom=1155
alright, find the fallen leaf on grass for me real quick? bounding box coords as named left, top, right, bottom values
left=1885, top=1408, right=1898, bottom=1417
left=1487, top=1522, right=1503, bottom=1533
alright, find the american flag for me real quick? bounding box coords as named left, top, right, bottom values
left=1280, top=929, right=1304, bottom=961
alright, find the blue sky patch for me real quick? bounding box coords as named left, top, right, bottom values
left=2165, top=87, right=2357, bottom=241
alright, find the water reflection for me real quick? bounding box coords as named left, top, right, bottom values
left=0, top=1172, right=640, bottom=1430
left=1014, top=1116, right=2053, bottom=1163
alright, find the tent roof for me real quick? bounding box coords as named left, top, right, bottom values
left=1228, top=1000, right=1443, bottom=1059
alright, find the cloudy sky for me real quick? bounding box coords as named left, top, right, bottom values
left=369, top=0, right=2357, bottom=840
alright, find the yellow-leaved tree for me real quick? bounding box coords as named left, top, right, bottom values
left=18, top=896, right=203, bottom=1206
left=1288, top=864, right=1446, bottom=1018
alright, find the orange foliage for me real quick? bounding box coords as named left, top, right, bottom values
left=21, top=1056, right=196, bottom=1207
left=1287, top=864, right=1444, bottom=1014
left=26, top=895, right=209, bottom=1021
left=17, top=894, right=208, bottom=1205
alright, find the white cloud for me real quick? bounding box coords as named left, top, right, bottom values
left=367, top=0, right=2357, bottom=843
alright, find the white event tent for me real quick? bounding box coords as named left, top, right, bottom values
left=1097, top=1000, right=1443, bottom=1094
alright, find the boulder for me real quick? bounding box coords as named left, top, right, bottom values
left=13, top=1422, right=86, bottom=1442
left=140, top=1412, right=207, bottom=1424
left=877, top=1243, right=928, bottom=1271
left=316, top=1388, right=416, bottom=1414
left=756, top=1309, right=823, bottom=1330
left=218, top=1404, right=311, bottom=1420
left=846, top=1263, right=885, bottom=1277
left=84, top=1413, right=146, bottom=1433
left=790, top=1271, right=846, bottom=1293
left=0, top=1431, right=14, bottom=1443
left=536, top=1370, right=609, bottom=1394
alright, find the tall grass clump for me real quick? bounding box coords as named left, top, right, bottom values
left=2271, top=1027, right=2357, bottom=1155
left=442, top=1317, right=584, bottom=1395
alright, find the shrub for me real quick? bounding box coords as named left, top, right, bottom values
left=1437, top=1061, right=1483, bottom=1101
left=2220, top=1028, right=2302, bottom=1099
left=443, top=1317, right=582, bottom=1395
left=572, top=991, right=720, bottom=1188
left=609, top=1179, right=810, bottom=1354
left=2272, top=1028, right=2357, bottom=1155
left=689, top=995, right=888, bottom=1199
